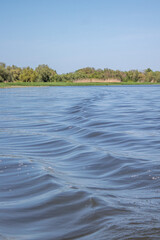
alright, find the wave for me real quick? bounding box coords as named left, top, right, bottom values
left=0, top=86, right=160, bottom=239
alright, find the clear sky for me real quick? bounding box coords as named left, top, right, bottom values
left=1, top=0, right=160, bottom=73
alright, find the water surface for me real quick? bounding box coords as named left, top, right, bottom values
left=0, top=86, right=160, bottom=240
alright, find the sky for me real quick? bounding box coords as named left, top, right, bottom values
left=0, top=0, right=160, bottom=73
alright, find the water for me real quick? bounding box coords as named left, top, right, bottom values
left=0, top=86, right=160, bottom=240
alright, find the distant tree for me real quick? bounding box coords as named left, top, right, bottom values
left=145, top=71, right=154, bottom=82
left=126, top=70, right=135, bottom=81
left=92, top=69, right=104, bottom=79
left=132, top=70, right=139, bottom=82
left=76, top=67, right=95, bottom=75
left=104, top=68, right=114, bottom=79
left=1, top=63, right=159, bottom=83
left=35, top=64, right=57, bottom=82
left=0, top=62, right=6, bottom=68
left=154, top=71, right=160, bottom=82
left=0, top=63, right=12, bottom=82
left=7, top=65, right=22, bottom=82
left=119, top=71, right=127, bottom=82
left=19, top=67, right=38, bottom=82
left=138, top=72, right=146, bottom=82
left=145, top=68, right=152, bottom=73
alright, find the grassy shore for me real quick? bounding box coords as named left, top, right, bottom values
left=0, top=81, right=159, bottom=88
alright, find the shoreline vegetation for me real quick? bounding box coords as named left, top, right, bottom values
left=0, top=81, right=159, bottom=88
left=1, top=62, right=160, bottom=88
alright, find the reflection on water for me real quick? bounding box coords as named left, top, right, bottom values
left=0, top=86, right=160, bottom=240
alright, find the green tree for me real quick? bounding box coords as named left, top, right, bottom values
left=7, top=65, right=22, bottom=82
left=19, top=67, right=38, bottom=82
left=35, top=64, right=57, bottom=82
left=154, top=71, right=160, bottom=82
left=76, top=67, right=95, bottom=74
left=0, top=62, right=6, bottom=68
left=145, top=71, right=154, bottom=82
left=0, top=63, right=12, bottom=82
left=138, top=72, right=146, bottom=82
left=145, top=68, right=152, bottom=73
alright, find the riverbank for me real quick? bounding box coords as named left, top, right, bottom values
left=0, top=81, right=159, bottom=88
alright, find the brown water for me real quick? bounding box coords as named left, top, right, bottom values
left=0, top=86, right=160, bottom=240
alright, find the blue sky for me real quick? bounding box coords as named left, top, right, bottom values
left=0, top=0, right=160, bottom=73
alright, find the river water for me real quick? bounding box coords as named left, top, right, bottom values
left=0, top=86, right=160, bottom=240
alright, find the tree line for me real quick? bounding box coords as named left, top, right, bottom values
left=0, top=63, right=160, bottom=83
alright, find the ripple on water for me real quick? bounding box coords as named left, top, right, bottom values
left=0, top=86, right=160, bottom=239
